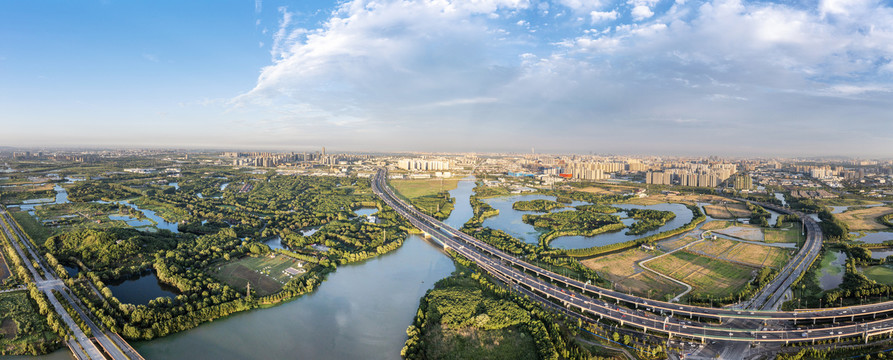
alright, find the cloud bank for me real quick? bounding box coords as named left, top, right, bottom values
left=233, top=0, right=893, bottom=155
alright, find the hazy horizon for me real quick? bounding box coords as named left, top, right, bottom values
left=1, top=0, right=891, bottom=157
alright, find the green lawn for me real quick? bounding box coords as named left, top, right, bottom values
left=390, top=179, right=458, bottom=220
left=863, top=266, right=893, bottom=285
left=764, top=225, right=805, bottom=244
left=212, top=255, right=308, bottom=296
left=390, top=178, right=458, bottom=199
left=9, top=210, right=54, bottom=244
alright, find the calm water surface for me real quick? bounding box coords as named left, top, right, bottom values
left=479, top=194, right=694, bottom=249
left=107, top=272, right=180, bottom=305
left=134, top=235, right=455, bottom=359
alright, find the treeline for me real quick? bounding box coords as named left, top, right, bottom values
left=44, top=228, right=177, bottom=277
left=401, top=263, right=610, bottom=360
left=565, top=204, right=705, bottom=258
left=574, top=204, right=620, bottom=213
left=624, top=209, right=675, bottom=235
left=747, top=203, right=771, bottom=227
left=513, top=199, right=566, bottom=212
left=409, top=191, right=454, bottom=220
left=0, top=188, right=56, bottom=205
left=776, top=214, right=801, bottom=228
left=462, top=194, right=500, bottom=229
left=880, top=213, right=893, bottom=228
left=537, top=189, right=631, bottom=204
left=68, top=181, right=141, bottom=202
left=818, top=210, right=849, bottom=241
left=820, top=247, right=893, bottom=307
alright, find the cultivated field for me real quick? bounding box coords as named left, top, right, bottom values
left=703, top=202, right=751, bottom=219
left=687, top=238, right=790, bottom=268
left=701, top=220, right=732, bottom=231
left=581, top=248, right=685, bottom=300
left=834, top=206, right=893, bottom=231
left=212, top=255, right=307, bottom=296
left=648, top=251, right=755, bottom=298
left=582, top=248, right=656, bottom=279
left=714, top=226, right=764, bottom=241
left=658, top=235, right=701, bottom=251
left=615, top=271, right=687, bottom=301
left=390, top=178, right=459, bottom=199
left=763, top=225, right=804, bottom=244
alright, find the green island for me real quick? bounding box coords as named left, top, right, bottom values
left=624, top=208, right=676, bottom=235
left=522, top=210, right=625, bottom=246
left=512, top=199, right=566, bottom=212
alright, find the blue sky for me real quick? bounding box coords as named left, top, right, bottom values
left=1, top=0, right=891, bottom=156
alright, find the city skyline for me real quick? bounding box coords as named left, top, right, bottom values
left=1, top=0, right=891, bottom=157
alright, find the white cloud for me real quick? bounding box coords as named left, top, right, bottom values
left=231, top=0, right=893, bottom=154
left=590, top=10, right=619, bottom=22
left=558, top=0, right=604, bottom=11
left=631, top=5, right=654, bottom=20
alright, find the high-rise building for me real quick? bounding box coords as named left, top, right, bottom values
left=733, top=174, right=753, bottom=190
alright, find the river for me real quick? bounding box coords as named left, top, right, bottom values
left=129, top=179, right=479, bottom=359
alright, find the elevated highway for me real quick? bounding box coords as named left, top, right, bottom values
left=0, top=208, right=143, bottom=360
left=372, top=169, right=893, bottom=344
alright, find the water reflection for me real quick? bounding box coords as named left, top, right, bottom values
left=479, top=194, right=693, bottom=250
left=107, top=272, right=180, bottom=305
left=134, top=236, right=455, bottom=360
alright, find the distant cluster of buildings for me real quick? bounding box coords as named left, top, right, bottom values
left=13, top=151, right=97, bottom=163
left=224, top=149, right=371, bottom=168
left=645, top=163, right=741, bottom=188
left=396, top=159, right=451, bottom=171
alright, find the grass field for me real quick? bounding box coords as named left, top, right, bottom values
left=818, top=198, right=883, bottom=207
left=623, top=193, right=726, bottom=206
left=582, top=248, right=657, bottom=278
left=424, top=324, right=537, bottom=360
left=0, top=291, right=59, bottom=355
left=658, top=235, right=701, bottom=251
left=9, top=210, right=54, bottom=244
left=577, top=186, right=622, bottom=195
left=701, top=221, right=732, bottom=231
left=581, top=248, right=685, bottom=299
left=703, top=202, right=751, bottom=219
left=390, top=178, right=459, bottom=199
left=687, top=238, right=790, bottom=268
left=212, top=255, right=307, bottom=296
left=862, top=265, right=893, bottom=285
left=764, top=225, right=805, bottom=244
left=649, top=251, right=755, bottom=298
left=834, top=206, right=893, bottom=231
left=714, top=225, right=764, bottom=241
left=0, top=250, right=11, bottom=282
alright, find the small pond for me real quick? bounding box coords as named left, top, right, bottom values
left=107, top=271, right=180, bottom=305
